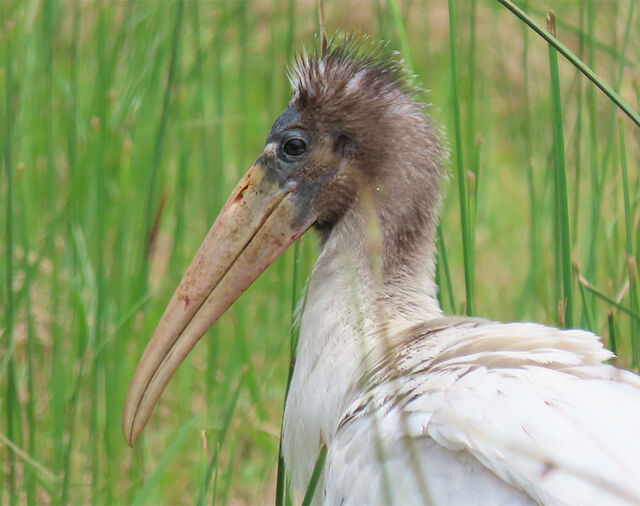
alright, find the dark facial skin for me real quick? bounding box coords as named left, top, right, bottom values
left=263, top=106, right=310, bottom=182
left=259, top=106, right=357, bottom=232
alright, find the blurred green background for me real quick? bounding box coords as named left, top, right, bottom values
left=1, top=0, right=639, bottom=504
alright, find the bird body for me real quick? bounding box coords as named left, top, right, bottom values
left=289, top=307, right=640, bottom=504
left=123, top=36, right=640, bottom=505
left=282, top=184, right=640, bottom=505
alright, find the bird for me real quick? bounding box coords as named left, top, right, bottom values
left=122, top=35, right=640, bottom=505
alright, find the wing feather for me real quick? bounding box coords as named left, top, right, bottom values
left=325, top=318, right=640, bottom=505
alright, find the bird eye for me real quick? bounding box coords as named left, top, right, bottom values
left=282, top=137, right=307, bottom=157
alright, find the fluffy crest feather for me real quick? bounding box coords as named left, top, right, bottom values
left=288, top=34, right=421, bottom=122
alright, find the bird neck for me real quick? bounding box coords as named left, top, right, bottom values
left=316, top=196, right=443, bottom=334
left=282, top=204, right=442, bottom=493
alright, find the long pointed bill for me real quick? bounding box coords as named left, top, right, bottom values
left=122, top=161, right=314, bottom=446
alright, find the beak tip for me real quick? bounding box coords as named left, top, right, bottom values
left=122, top=420, right=133, bottom=447
left=122, top=400, right=141, bottom=447
left=122, top=421, right=139, bottom=447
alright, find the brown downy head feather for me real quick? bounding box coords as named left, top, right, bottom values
left=287, top=34, right=445, bottom=275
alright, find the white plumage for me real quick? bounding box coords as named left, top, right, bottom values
left=283, top=207, right=640, bottom=504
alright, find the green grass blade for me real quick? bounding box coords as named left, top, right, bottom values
left=584, top=1, right=635, bottom=285
left=577, top=276, right=594, bottom=332
left=238, top=0, right=248, bottom=171
left=196, top=374, right=245, bottom=506
left=618, top=117, right=640, bottom=367
left=3, top=5, right=18, bottom=500
left=0, top=430, right=59, bottom=487
left=449, top=0, right=473, bottom=315
left=387, top=0, right=414, bottom=78
left=96, top=4, right=111, bottom=502
left=213, top=3, right=226, bottom=208
left=60, top=348, right=89, bottom=504
left=284, top=479, right=294, bottom=506
left=275, top=436, right=288, bottom=506
left=22, top=210, right=37, bottom=505
left=466, top=0, right=477, bottom=154
left=525, top=3, right=636, bottom=68
left=234, top=303, right=265, bottom=419
left=437, top=225, right=456, bottom=313
left=208, top=2, right=226, bottom=410
left=132, top=420, right=195, bottom=506
left=37, top=2, right=62, bottom=500
left=497, top=0, right=640, bottom=128
left=301, top=445, right=327, bottom=506
left=570, top=2, right=586, bottom=247
left=285, top=0, right=296, bottom=69
left=466, top=0, right=479, bottom=309
left=192, top=0, right=214, bottom=223
left=140, top=0, right=184, bottom=287
left=579, top=276, right=640, bottom=322
left=374, top=0, right=388, bottom=41
left=608, top=311, right=618, bottom=356
left=275, top=241, right=302, bottom=506
left=583, top=0, right=598, bottom=324
left=220, top=438, right=238, bottom=506
left=547, top=11, right=573, bottom=328
left=515, top=0, right=540, bottom=321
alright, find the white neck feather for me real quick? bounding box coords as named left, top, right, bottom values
left=282, top=210, right=442, bottom=493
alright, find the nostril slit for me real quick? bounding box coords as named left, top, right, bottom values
left=236, top=185, right=249, bottom=201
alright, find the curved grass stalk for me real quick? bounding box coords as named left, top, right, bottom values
left=497, top=0, right=640, bottom=128
left=547, top=11, right=573, bottom=328
left=301, top=445, right=327, bottom=506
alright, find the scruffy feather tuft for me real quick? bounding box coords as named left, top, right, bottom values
left=288, top=33, right=422, bottom=118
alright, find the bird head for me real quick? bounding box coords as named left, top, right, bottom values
left=122, top=35, right=444, bottom=446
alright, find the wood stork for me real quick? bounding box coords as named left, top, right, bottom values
left=122, top=36, right=640, bottom=504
